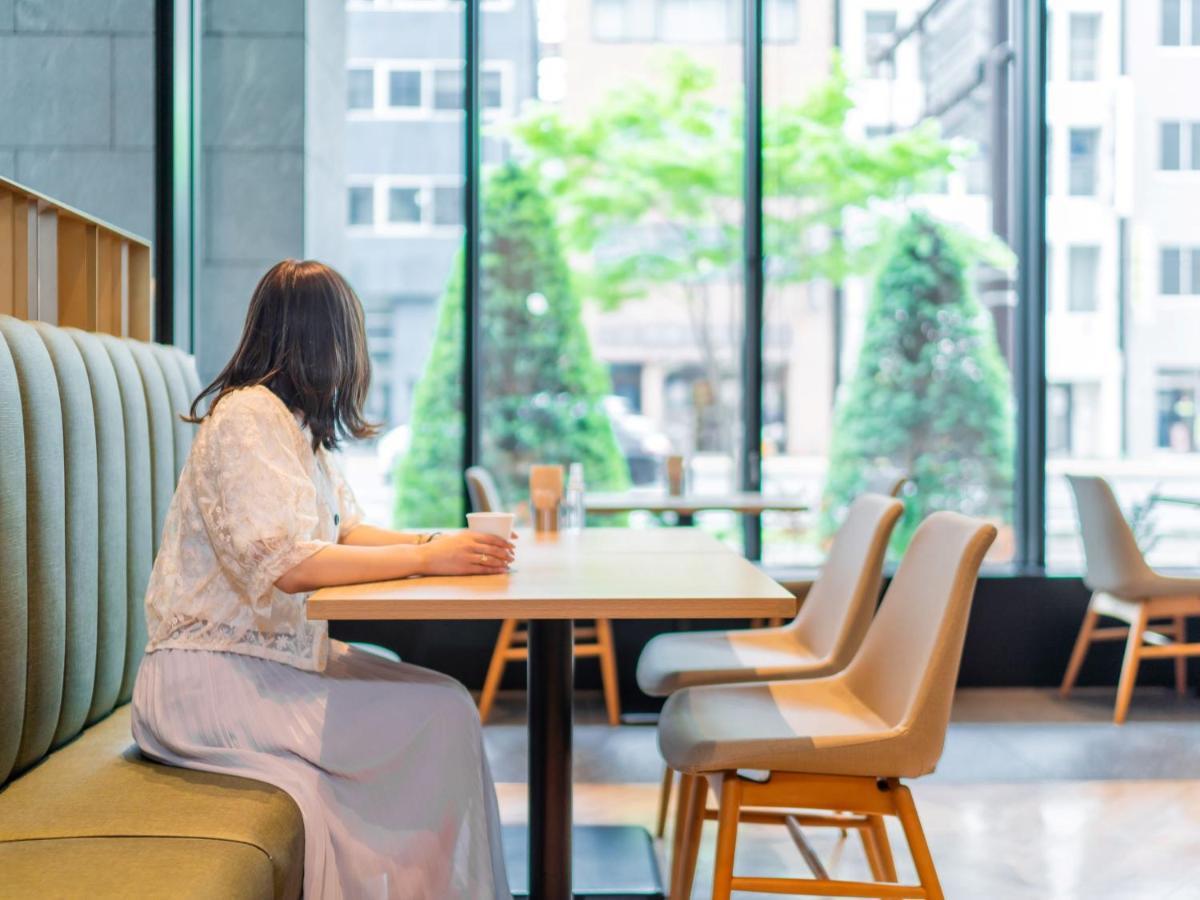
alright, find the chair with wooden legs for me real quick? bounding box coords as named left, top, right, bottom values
left=638, top=494, right=905, bottom=837
left=659, top=511, right=996, bottom=899
left=1061, top=474, right=1200, bottom=724
left=466, top=466, right=622, bottom=725
left=767, top=471, right=908, bottom=625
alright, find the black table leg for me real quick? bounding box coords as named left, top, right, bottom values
left=528, top=619, right=574, bottom=900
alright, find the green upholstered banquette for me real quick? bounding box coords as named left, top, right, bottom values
left=0, top=315, right=303, bottom=899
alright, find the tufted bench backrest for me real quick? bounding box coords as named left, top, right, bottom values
left=0, top=314, right=200, bottom=786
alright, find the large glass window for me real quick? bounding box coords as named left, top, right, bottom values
left=473, top=0, right=745, bottom=546
left=1047, top=2, right=1200, bottom=569
left=347, top=6, right=466, bottom=527
left=760, top=3, right=1019, bottom=565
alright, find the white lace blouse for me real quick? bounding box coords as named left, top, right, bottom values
left=143, top=385, right=364, bottom=671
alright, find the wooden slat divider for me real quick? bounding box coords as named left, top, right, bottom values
left=57, top=218, right=99, bottom=330
left=127, top=242, right=151, bottom=340
left=0, top=175, right=152, bottom=339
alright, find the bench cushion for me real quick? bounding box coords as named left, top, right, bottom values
left=0, top=706, right=303, bottom=899
left=0, top=836, right=275, bottom=900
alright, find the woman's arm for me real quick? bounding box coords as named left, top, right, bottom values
left=275, top=530, right=515, bottom=594
left=340, top=524, right=426, bottom=546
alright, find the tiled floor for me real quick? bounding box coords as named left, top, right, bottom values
left=485, top=686, right=1200, bottom=898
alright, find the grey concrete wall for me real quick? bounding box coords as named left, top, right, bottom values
left=0, top=0, right=154, bottom=240
left=197, top=0, right=347, bottom=381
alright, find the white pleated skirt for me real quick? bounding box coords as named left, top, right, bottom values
left=131, top=641, right=511, bottom=900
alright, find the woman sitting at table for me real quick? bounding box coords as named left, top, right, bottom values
left=131, top=259, right=515, bottom=899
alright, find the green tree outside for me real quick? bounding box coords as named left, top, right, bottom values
left=822, top=212, right=1015, bottom=552
left=511, top=55, right=959, bottom=451
left=394, top=163, right=629, bottom=527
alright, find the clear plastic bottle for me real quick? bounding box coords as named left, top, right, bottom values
left=564, top=462, right=586, bottom=533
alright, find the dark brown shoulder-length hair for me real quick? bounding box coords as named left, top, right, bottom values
left=186, top=259, right=378, bottom=451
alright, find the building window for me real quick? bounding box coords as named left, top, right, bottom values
left=591, top=0, right=656, bottom=41
left=1068, top=128, right=1099, bottom=195
left=1157, top=371, right=1200, bottom=451
left=482, top=69, right=504, bottom=111
left=1068, top=13, right=1100, bottom=81
left=1047, top=383, right=1073, bottom=456
left=388, top=186, right=421, bottom=224
left=765, top=0, right=798, bottom=42
left=1159, top=120, right=1200, bottom=170
left=1068, top=245, right=1100, bottom=311
left=1161, top=0, right=1200, bottom=46
left=659, top=0, right=729, bottom=42
left=347, top=186, right=374, bottom=226
left=864, top=10, right=897, bottom=79
left=388, top=69, right=422, bottom=108
left=432, top=68, right=463, bottom=111
left=348, top=68, right=374, bottom=110
left=1161, top=246, right=1200, bottom=294
left=432, top=185, right=463, bottom=227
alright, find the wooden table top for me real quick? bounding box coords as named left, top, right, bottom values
left=584, top=491, right=808, bottom=516
left=306, top=527, right=796, bottom=621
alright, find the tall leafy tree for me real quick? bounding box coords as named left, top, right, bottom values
left=511, top=54, right=958, bottom=450
left=394, top=163, right=629, bottom=526
left=822, top=212, right=1014, bottom=551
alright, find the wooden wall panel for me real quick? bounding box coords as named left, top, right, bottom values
left=58, top=218, right=98, bottom=330
left=34, top=206, right=58, bottom=324
left=127, top=242, right=152, bottom=341
left=96, top=231, right=122, bottom=334
left=11, top=197, right=36, bottom=319
left=0, top=176, right=151, bottom=339
left=0, top=193, right=12, bottom=317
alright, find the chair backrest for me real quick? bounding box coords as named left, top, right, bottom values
left=864, top=469, right=908, bottom=499
left=844, top=512, right=996, bottom=772
left=0, top=315, right=198, bottom=787
left=1065, top=474, right=1155, bottom=597
left=465, top=465, right=504, bottom=512
left=788, top=494, right=904, bottom=668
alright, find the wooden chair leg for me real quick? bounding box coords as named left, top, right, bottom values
left=859, top=813, right=897, bottom=884
left=672, top=774, right=706, bottom=900
left=1060, top=603, right=1099, bottom=698
left=1114, top=604, right=1149, bottom=725
left=670, top=772, right=695, bottom=893
left=1175, top=615, right=1188, bottom=697
left=891, top=783, right=943, bottom=900
left=710, top=774, right=742, bottom=900
left=656, top=764, right=674, bottom=838
left=594, top=618, right=621, bottom=726
left=478, top=618, right=518, bottom=723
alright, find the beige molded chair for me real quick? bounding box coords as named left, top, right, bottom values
left=771, top=470, right=908, bottom=606
left=468, top=467, right=621, bottom=725
left=638, top=494, right=903, bottom=837
left=1061, top=474, right=1200, bottom=724
left=660, top=512, right=996, bottom=900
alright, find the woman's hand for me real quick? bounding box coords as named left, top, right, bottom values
left=418, top=531, right=514, bottom=576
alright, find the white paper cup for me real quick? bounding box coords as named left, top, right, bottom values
left=466, top=512, right=515, bottom=540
